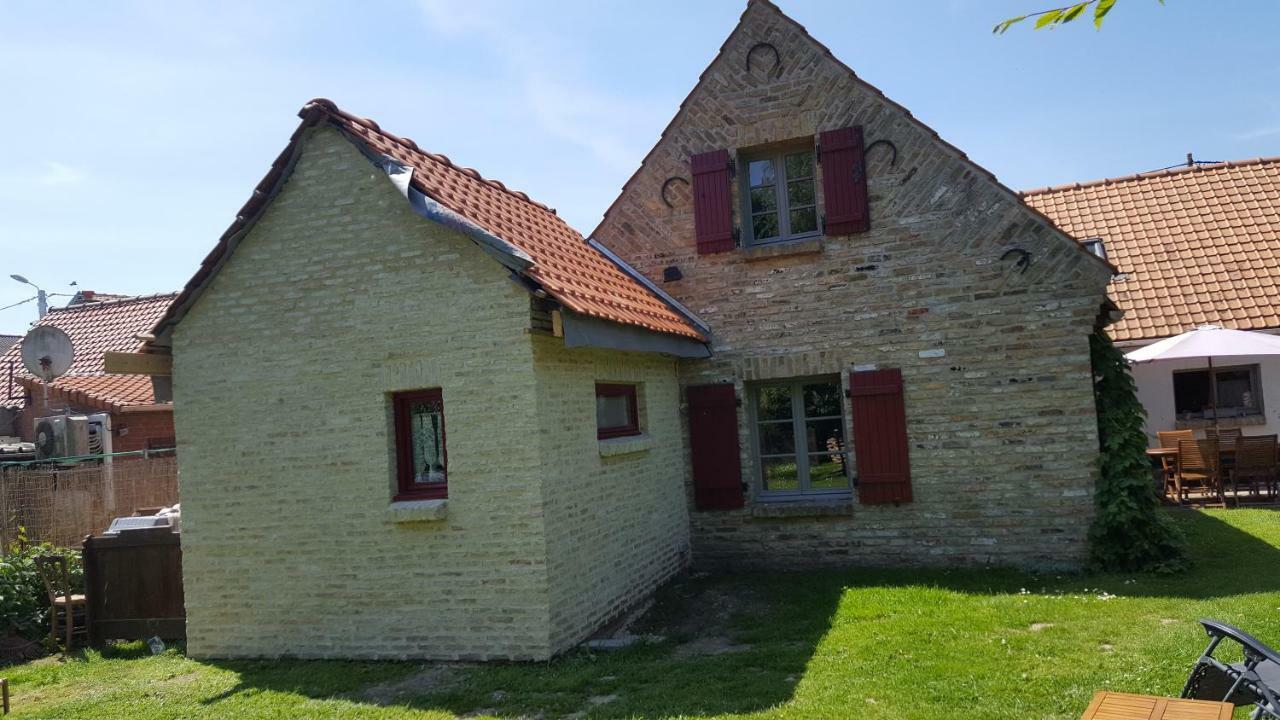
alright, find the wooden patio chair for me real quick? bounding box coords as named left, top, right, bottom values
left=1158, top=430, right=1194, bottom=502
left=1232, top=435, right=1280, bottom=503
left=34, top=555, right=87, bottom=652
left=1178, top=439, right=1223, bottom=505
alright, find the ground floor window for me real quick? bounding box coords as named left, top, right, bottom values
left=596, top=383, right=640, bottom=439
left=1173, top=364, right=1263, bottom=420
left=392, top=388, right=447, bottom=500
left=749, top=377, right=850, bottom=497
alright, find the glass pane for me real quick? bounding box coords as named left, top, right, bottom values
left=749, top=159, right=775, bottom=187
left=787, top=179, right=815, bottom=207
left=808, top=453, right=849, bottom=490
left=803, top=381, right=841, bottom=417
left=785, top=151, right=814, bottom=179
left=597, top=393, right=633, bottom=430
left=1216, top=369, right=1256, bottom=411
left=757, top=422, right=795, bottom=454
left=752, top=212, right=779, bottom=240
left=762, top=456, right=799, bottom=491
left=409, top=399, right=446, bottom=486
left=1173, top=371, right=1211, bottom=417
left=750, top=187, right=777, bottom=213
left=805, top=418, right=845, bottom=453
left=755, top=385, right=792, bottom=420
left=789, top=207, right=818, bottom=235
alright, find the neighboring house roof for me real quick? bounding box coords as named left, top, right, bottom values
left=1023, top=157, right=1280, bottom=343
left=16, top=374, right=158, bottom=414
left=0, top=293, right=178, bottom=410
left=152, top=100, right=707, bottom=344
left=0, top=335, right=19, bottom=356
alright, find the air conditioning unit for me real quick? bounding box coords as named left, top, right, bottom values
left=34, top=415, right=91, bottom=461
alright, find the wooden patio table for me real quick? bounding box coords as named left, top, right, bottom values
left=1079, top=691, right=1232, bottom=720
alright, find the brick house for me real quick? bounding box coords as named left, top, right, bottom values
left=152, top=0, right=1112, bottom=661
left=0, top=293, right=177, bottom=452
left=1025, top=157, right=1280, bottom=440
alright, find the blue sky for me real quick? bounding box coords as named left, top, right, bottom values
left=2, top=0, right=1278, bottom=335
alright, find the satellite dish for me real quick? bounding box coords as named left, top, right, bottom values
left=21, top=326, right=74, bottom=382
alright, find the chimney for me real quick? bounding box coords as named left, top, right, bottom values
left=1186, top=152, right=1195, bottom=167
left=81, top=290, right=95, bottom=302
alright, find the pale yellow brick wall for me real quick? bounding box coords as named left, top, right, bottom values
left=529, top=337, right=691, bottom=653
left=173, top=127, right=554, bottom=660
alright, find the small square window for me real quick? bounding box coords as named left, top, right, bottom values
left=739, top=146, right=819, bottom=246
left=596, top=383, right=640, bottom=439
left=392, top=389, right=448, bottom=500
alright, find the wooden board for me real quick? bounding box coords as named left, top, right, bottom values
left=102, top=351, right=172, bottom=376
left=1080, top=691, right=1233, bottom=720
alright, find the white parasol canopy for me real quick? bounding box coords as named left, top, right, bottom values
left=1125, top=325, right=1280, bottom=363
left=1125, top=325, right=1280, bottom=430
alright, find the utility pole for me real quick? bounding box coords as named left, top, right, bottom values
left=9, top=274, right=48, bottom=318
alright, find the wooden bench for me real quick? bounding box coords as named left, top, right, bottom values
left=1080, top=691, right=1232, bottom=720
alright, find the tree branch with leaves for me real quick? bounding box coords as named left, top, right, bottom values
left=993, top=0, right=1164, bottom=34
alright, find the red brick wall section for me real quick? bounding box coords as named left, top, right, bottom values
left=112, top=410, right=175, bottom=454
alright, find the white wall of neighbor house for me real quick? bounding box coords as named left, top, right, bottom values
left=1131, top=352, right=1280, bottom=441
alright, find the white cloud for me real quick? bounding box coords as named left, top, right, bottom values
left=415, top=0, right=661, bottom=173
left=35, top=162, right=86, bottom=187
left=1234, top=124, right=1280, bottom=141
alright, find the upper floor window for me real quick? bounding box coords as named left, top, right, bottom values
left=749, top=377, right=850, bottom=498
left=740, top=148, right=819, bottom=246
left=392, top=389, right=448, bottom=500
left=596, top=383, right=641, bottom=439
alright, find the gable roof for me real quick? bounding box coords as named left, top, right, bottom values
left=1, top=293, right=178, bottom=410
left=152, top=99, right=706, bottom=344
left=1022, top=156, right=1280, bottom=343
left=587, top=0, right=1113, bottom=280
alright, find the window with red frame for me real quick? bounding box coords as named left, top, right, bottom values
left=392, top=389, right=448, bottom=500
left=596, top=383, right=640, bottom=439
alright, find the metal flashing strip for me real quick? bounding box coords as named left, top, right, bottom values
left=561, top=311, right=710, bottom=359
left=586, top=237, right=712, bottom=337
left=377, top=158, right=535, bottom=274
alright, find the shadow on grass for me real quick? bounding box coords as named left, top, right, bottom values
left=191, top=509, right=1278, bottom=718
left=197, top=572, right=845, bottom=718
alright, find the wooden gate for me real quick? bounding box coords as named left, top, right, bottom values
left=82, top=527, right=185, bottom=645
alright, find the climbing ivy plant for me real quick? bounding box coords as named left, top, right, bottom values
left=1087, top=328, right=1188, bottom=573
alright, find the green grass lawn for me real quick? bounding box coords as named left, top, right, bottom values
left=6, top=508, right=1279, bottom=719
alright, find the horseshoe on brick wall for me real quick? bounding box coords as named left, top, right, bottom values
left=1001, top=248, right=1033, bottom=274
left=746, top=42, right=782, bottom=77
left=660, top=176, right=690, bottom=209
left=866, top=139, right=899, bottom=167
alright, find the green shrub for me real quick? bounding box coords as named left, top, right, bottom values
left=1088, top=329, right=1188, bottom=573
left=0, top=533, right=82, bottom=642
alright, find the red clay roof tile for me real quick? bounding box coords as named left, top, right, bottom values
left=1, top=294, right=177, bottom=410
left=153, top=100, right=705, bottom=344
left=1023, top=157, right=1280, bottom=342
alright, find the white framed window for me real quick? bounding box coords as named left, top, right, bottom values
left=739, top=147, right=819, bottom=246
left=749, top=377, right=850, bottom=498
left=1173, top=364, right=1264, bottom=420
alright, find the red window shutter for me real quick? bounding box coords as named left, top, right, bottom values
left=690, top=149, right=735, bottom=254
left=687, top=383, right=744, bottom=510
left=819, top=126, right=870, bottom=236
left=848, top=368, right=912, bottom=505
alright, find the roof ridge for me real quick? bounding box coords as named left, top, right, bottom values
left=1019, top=155, right=1280, bottom=198
left=301, top=98, right=560, bottom=217
left=46, top=291, right=180, bottom=314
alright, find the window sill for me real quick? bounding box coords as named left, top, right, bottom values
left=387, top=499, right=448, bottom=523
left=749, top=498, right=852, bottom=518
left=740, top=237, right=823, bottom=262
left=599, top=434, right=653, bottom=457
left=1175, top=414, right=1266, bottom=430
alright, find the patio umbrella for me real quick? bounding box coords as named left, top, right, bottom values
left=1125, top=325, right=1280, bottom=428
